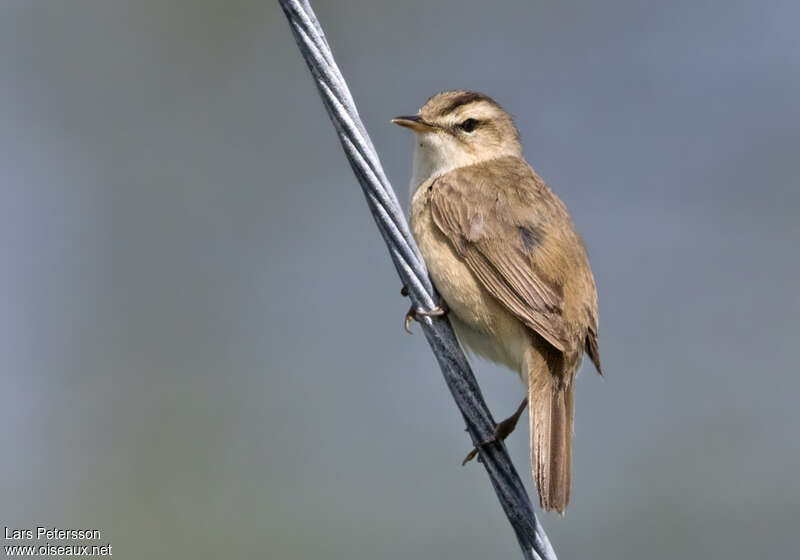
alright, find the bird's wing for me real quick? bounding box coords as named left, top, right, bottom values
left=429, top=159, right=571, bottom=352
left=585, top=308, right=602, bottom=375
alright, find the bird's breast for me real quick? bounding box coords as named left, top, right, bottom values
left=409, top=181, right=528, bottom=372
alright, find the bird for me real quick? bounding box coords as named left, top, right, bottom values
left=393, top=90, right=601, bottom=514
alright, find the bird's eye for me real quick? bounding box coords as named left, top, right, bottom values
left=459, top=118, right=478, bottom=132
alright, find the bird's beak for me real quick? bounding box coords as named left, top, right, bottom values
left=391, top=115, right=434, bottom=133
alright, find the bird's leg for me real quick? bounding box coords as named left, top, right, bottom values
left=462, top=398, right=528, bottom=465
left=404, top=300, right=448, bottom=334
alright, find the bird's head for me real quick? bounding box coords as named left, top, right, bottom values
left=392, top=90, right=521, bottom=179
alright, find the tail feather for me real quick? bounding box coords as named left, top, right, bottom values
left=529, top=361, right=574, bottom=514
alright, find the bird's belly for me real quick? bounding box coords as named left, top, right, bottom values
left=410, top=199, right=528, bottom=372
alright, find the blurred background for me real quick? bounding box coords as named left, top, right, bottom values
left=2, top=1, right=799, bottom=558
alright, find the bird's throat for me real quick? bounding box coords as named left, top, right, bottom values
left=409, top=135, right=479, bottom=196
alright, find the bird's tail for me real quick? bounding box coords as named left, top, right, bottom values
left=528, top=353, right=574, bottom=514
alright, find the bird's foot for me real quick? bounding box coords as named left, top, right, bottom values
left=404, top=301, right=448, bottom=334
left=462, top=398, right=528, bottom=465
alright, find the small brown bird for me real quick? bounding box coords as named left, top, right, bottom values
left=393, top=91, right=601, bottom=514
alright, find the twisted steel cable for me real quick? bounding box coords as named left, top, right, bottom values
left=279, top=2, right=558, bottom=558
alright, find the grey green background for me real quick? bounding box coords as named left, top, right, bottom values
left=2, top=1, right=799, bottom=558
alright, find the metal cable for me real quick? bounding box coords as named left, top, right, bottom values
left=279, top=2, right=558, bottom=558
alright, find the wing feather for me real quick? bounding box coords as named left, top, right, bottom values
left=429, top=160, right=571, bottom=352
